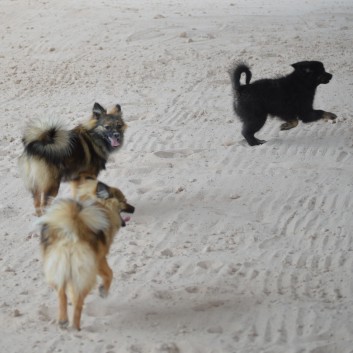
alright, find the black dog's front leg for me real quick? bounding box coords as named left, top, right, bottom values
left=300, top=110, right=337, bottom=123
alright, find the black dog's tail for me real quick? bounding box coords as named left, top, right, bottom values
left=229, top=62, right=252, bottom=92
left=21, top=118, right=75, bottom=164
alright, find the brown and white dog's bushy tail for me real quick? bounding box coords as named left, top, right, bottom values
left=21, top=118, right=74, bottom=163
left=229, top=62, right=252, bottom=92
left=38, top=198, right=110, bottom=297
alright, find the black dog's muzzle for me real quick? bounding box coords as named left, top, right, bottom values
left=320, top=72, right=332, bottom=84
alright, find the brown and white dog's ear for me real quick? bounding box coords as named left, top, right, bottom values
left=92, top=103, right=107, bottom=119
left=96, top=181, right=111, bottom=199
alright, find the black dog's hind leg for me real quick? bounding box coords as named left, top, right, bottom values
left=280, top=118, right=299, bottom=131
left=241, top=115, right=267, bottom=146
left=300, top=110, right=337, bottom=123
left=322, top=111, right=337, bottom=121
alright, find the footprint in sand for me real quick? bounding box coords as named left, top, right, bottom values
left=154, top=151, right=176, bottom=159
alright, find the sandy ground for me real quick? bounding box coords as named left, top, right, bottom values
left=1, top=0, right=353, bottom=352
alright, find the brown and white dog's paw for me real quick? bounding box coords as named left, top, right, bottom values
left=59, top=319, right=69, bottom=329
left=99, top=284, right=109, bottom=298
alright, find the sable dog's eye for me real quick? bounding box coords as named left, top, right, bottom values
left=104, top=125, right=112, bottom=130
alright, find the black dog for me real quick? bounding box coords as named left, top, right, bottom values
left=229, top=61, right=337, bottom=146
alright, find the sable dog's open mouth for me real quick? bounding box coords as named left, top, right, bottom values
left=121, top=215, right=131, bottom=227
left=108, top=135, right=121, bottom=148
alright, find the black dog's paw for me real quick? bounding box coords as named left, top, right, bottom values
left=243, top=134, right=266, bottom=146
left=322, top=112, right=337, bottom=121
left=280, top=119, right=299, bottom=131
left=248, top=138, right=266, bottom=146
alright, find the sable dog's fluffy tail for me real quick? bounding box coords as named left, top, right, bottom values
left=38, top=199, right=110, bottom=296
left=21, top=118, right=74, bottom=163
left=229, top=62, right=252, bottom=92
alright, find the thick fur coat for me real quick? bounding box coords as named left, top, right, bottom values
left=38, top=179, right=134, bottom=330
left=18, top=102, right=127, bottom=215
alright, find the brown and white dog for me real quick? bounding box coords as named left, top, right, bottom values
left=37, top=179, right=134, bottom=330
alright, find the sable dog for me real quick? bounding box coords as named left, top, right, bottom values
left=229, top=61, right=337, bottom=146
left=18, top=102, right=127, bottom=215
left=37, top=179, right=135, bottom=330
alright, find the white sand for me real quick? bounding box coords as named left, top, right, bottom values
left=1, top=0, right=353, bottom=352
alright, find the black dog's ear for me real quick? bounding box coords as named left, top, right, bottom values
left=96, top=181, right=111, bottom=199
left=92, top=103, right=106, bottom=118
left=291, top=62, right=312, bottom=73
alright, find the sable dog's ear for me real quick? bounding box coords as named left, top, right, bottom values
left=108, top=104, right=122, bottom=115
left=96, top=181, right=111, bottom=199
left=92, top=103, right=106, bottom=118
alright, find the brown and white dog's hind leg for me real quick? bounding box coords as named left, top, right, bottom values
left=72, top=290, right=90, bottom=331
left=57, top=286, right=69, bottom=328
left=98, top=257, right=113, bottom=298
